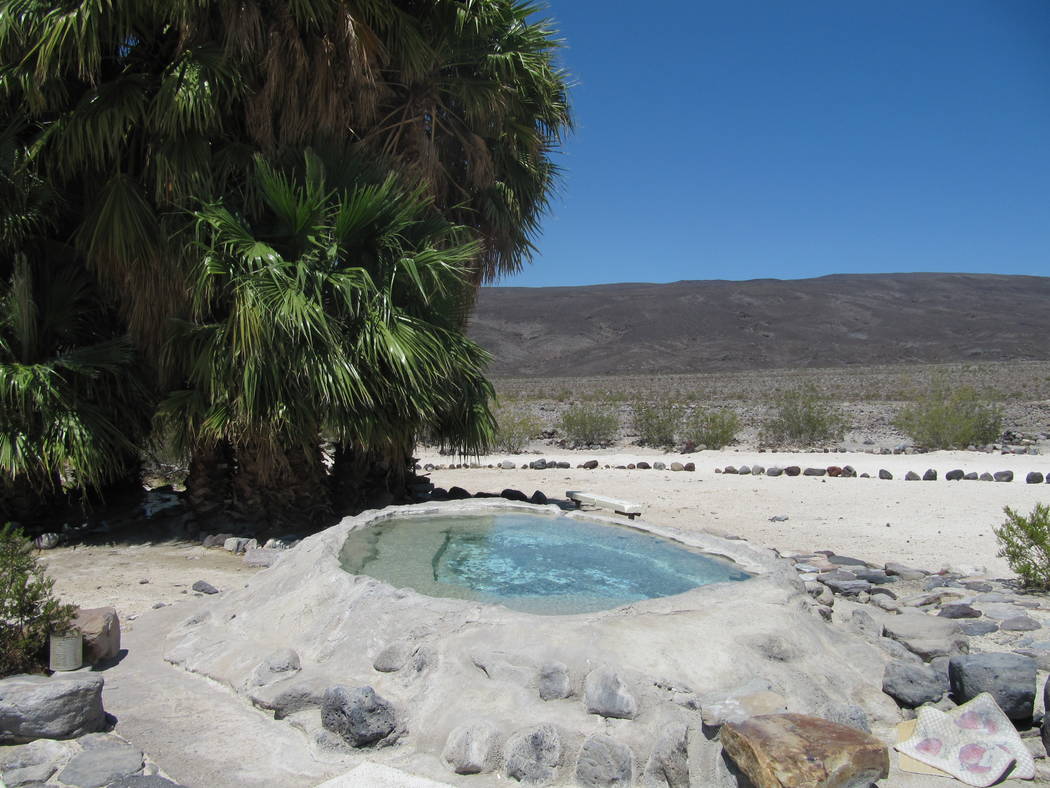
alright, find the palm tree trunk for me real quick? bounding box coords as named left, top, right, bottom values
left=185, top=441, right=233, bottom=524
left=331, top=440, right=414, bottom=514
left=230, top=441, right=332, bottom=530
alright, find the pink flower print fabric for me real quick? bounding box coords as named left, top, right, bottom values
left=896, top=693, right=1035, bottom=786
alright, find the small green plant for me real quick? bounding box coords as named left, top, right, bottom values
left=995, top=504, right=1050, bottom=589
left=559, top=403, right=619, bottom=447
left=894, top=383, right=1001, bottom=448
left=493, top=408, right=543, bottom=453
left=632, top=400, right=680, bottom=448
left=681, top=407, right=740, bottom=449
left=760, top=383, right=848, bottom=445
left=0, top=524, right=76, bottom=676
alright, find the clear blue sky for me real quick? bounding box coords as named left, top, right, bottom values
left=498, top=0, right=1050, bottom=287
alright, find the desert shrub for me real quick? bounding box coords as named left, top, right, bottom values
left=681, top=407, right=740, bottom=449
left=559, top=403, right=619, bottom=447
left=632, top=400, right=680, bottom=448
left=893, top=383, right=1002, bottom=448
left=760, top=383, right=848, bottom=445
left=0, top=524, right=76, bottom=676
left=493, top=408, right=543, bottom=453
left=995, top=504, right=1050, bottom=589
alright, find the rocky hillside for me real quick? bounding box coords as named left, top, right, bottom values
left=468, top=273, right=1050, bottom=377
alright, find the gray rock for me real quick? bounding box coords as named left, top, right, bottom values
left=1001, top=615, right=1041, bottom=631
left=980, top=472, right=994, bottom=481
left=0, top=739, right=70, bottom=786
left=320, top=686, right=397, bottom=747
left=670, top=462, right=684, bottom=472
left=504, top=724, right=561, bottom=783
left=948, top=653, right=1036, bottom=720
left=538, top=661, right=571, bottom=701
left=373, top=641, right=414, bottom=673
left=882, top=661, right=944, bottom=708
left=821, top=578, right=872, bottom=595
left=652, top=461, right=666, bottom=470
left=1027, top=472, right=1045, bottom=484
left=33, top=533, right=60, bottom=550
left=803, top=467, right=826, bottom=476
left=964, top=472, right=979, bottom=480
left=878, top=469, right=893, bottom=480
left=575, top=734, right=633, bottom=787
left=978, top=603, right=1026, bottom=620
left=885, top=562, right=927, bottom=580
left=962, top=581, right=993, bottom=592
left=642, top=724, right=689, bottom=788
left=922, top=469, right=937, bottom=481
left=938, top=604, right=981, bottom=619
left=882, top=613, right=968, bottom=661
left=0, top=673, right=105, bottom=744
left=501, top=460, right=516, bottom=469
left=243, top=548, right=281, bottom=567
left=191, top=580, right=218, bottom=595
left=766, top=466, right=783, bottom=477
left=722, top=466, right=738, bottom=474
left=223, top=537, right=249, bottom=553
left=751, top=466, right=765, bottom=475
left=994, top=470, right=1014, bottom=482
left=584, top=668, right=637, bottom=719
left=961, top=620, right=999, bottom=636
left=737, top=465, right=751, bottom=475
left=828, top=555, right=870, bottom=567
left=249, top=677, right=327, bottom=719
left=56, top=736, right=143, bottom=788
left=106, top=778, right=189, bottom=788
left=852, top=568, right=895, bottom=585
left=905, top=471, right=921, bottom=481
left=823, top=704, right=871, bottom=733
left=249, top=648, right=301, bottom=687
left=945, top=469, right=964, bottom=481
left=784, top=466, right=801, bottom=476
left=442, top=721, right=500, bottom=774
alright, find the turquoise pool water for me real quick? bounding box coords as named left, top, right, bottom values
left=338, top=512, right=751, bottom=615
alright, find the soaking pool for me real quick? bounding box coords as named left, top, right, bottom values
left=338, top=511, right=751, bottom=615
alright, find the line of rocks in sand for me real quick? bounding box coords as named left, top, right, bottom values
left=720, top=464, right=1049, bottom=482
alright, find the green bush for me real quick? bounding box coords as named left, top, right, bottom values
left=760, top=383, right=848, bottom=445
left=559, top=403, right=620, bottom=447
left=493, top=408, right=543, bottom=453
left=894, top=383, right=1002, bottom=448
left=995, top=504, right=1050, bottom=589
left=681, top=407, right=740, bottom=449
left=0, top=524, right=76, bottom=676
left=632, top=400, right=680, bottom=448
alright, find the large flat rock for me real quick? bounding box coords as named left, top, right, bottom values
left=0, top=673, right=105, bottom=744
left=882, top=612, right=968, bottom=661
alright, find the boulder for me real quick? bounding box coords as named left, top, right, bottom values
left=584, top=668, right=637, bottom=719
left=766, top=467, right=783, bottom=477
left=0, top=738, right=71, bottom=786
left=827, top=466, right=842, bottom=477
left=882, top=661, right=944, bottom=708
left=722, top=466, right=738, bottom=474
left=642, top=724, right=689, bottom=788
left=670, top=462, right=684, bottom=472
left=447, top=486, right=471, bottom=500
left=575, top=734, right=633, bottom=787
left=803, top=467, right=826, bottom=476
left=538, top=661, right=572, bottom=701
left=979, top=472, right=994, bottom=481
left=442, top=721, right=500, bottom=774
left=320, top=686, right=398, bottom=747
left=191, top=580, right=218, bottom=595
left=683, top=462, right=696, bottom=472
left=964, top=471, right=979, bottom=480
left=582, top=460, right=599, bottom=470
left=721, top=714, right=888, bottom=788
left=0, top=673, right=105, bottom=744
left=223, top=537, right=249, bottom=553
left=1027, top=472, right=1045, bottom=484
left=878, top=469, right=893, bottom=480
left=994, top=470, right=1014, bottom=482
left=948, top=653, right=1036, bottom=720
left=783, top=466, right=801, bottom=476
left=636, top=462, right=651, bottom=470
left=885, top=562, right=927, bottom=581
left=500, top=460, right=516, bottom=469
left=56, top=734, right=143, bottom=788
left=921, top=468, right=936, bottom=481
left=500, top=489, right=529, bottom=503
left=652, top=461, right=666, bottom=470
left=882, top=613, right=967, bottom=661
left=504, top=724, right=561, bottom=783
left=905, top=471, right=920, bottom=481
left=529, top=490, right=548, bottom=506
left=751, top=465, right=765, bottom=475
left=945, top=469, right=964, bottom=481
left=72, top=607, right=120, bottom=665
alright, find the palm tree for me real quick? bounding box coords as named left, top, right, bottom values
left=159, top=150, right=494, bottom=526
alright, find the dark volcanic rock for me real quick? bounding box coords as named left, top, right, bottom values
left=948, top=653, right=1036, bottom=720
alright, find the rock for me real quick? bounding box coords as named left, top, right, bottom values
left=769, top=515, right=789, bottom=522
left=851, top=568, right=895, bottom=585
left=582, top=460, right=599, bottom=470
left=72, top=607, right=120, bottom=665
left=885, top=562, right=927, bottom=580
left=722, top=466, right=738, bottom=474
left=938, top=604, right=981, bottom=619
left=784, top=466, right=801, bottom=476
left=191, top=580, right=218, bottom=595
left=56, top=734, right=142, bottom=788
left=504, top=724, right=561, bottom=783
left=683, top=462, right=695, bottom=472
left=920, top=468, right=936, bottom=481
left=751, top=465, right=765, bottom=475
left=500, top=460, right=516, bottom=469
left=528, top=459, right=547, bottom=470
left=642, top=724, right=689, bottom=788
left=828, top=555, right=869, bottom=567
left=442, top=721, right=500, bottom=775
left=670, top=462, right=684, bottom=472
left=964, top=471, right=979, bottom=480
left=871, top=595, right=901, bottom=612
left=320, top=686, right=398, bottom=747
left=721, top=714, right=889, bottom=788
left=447, top=486, right=471, bottom=500
left=820, top=578, right=872, bottom=596
left=948, top=653, right=1036, bottom=720
left=243, top=548, right=280, bottom=567
left=827, top=466, right=842, bottom=477
left=766, top=467, right=783, bottom=477
left=803, top=467, right=826, bottom=476
left=33, top=533, right=60, bottom=550
left=0, top=739, right=70, bottom=786
left=701, top=690, right=789, bottom=728
left=980, top=472, right=994, bottom=481
left=249, top=649, right=301, bottom=687
left=882, top=613, right=968, bottom=661
left=538, top=661, right=571, bottom=701
left=652, top=461, right=666, bottom=470
left=978, top=603, right=1027, bottom=620
left=994, top=470, right=1014, bottom=482
left=878, top=469, right=893, bottom=480
left=961, top=620, right=999, bottom=636
left=575, top=734, right=633, bottom=787
left=1002, top=615, right=1042, bottom=631
left=962, top=580, right=993, bottom=592
left=0, top=673, right=105, bottom=744
left=222, top=536, right=249, bottom=553
left=636, top=462, right=651, bottom=470
left=500, top=488, right=529, bottom=502
left=823, top=704, right=871, bottom=733
left=584, top=668, right=637, bottom=719
left=249, top=677, right=328, bottom=719
left=1028, top=472, right=1045, bottom=484
left=905, top=471, right=921, bottom=481
left=882, top=661, right=944, bottom=707
left=556, top=461, right=571, bottom=469
left=373, top=641, right=415, bottom=673
left=529, top=490, right=548, bottom=505
left=106, top=778, right=189, bottom=788
left=946, top=469, right=965, bottom=481
left=737, top=465, right=751, bottom=475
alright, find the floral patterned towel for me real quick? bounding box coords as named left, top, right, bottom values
left=896, top=693, right=1035, bottom=786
